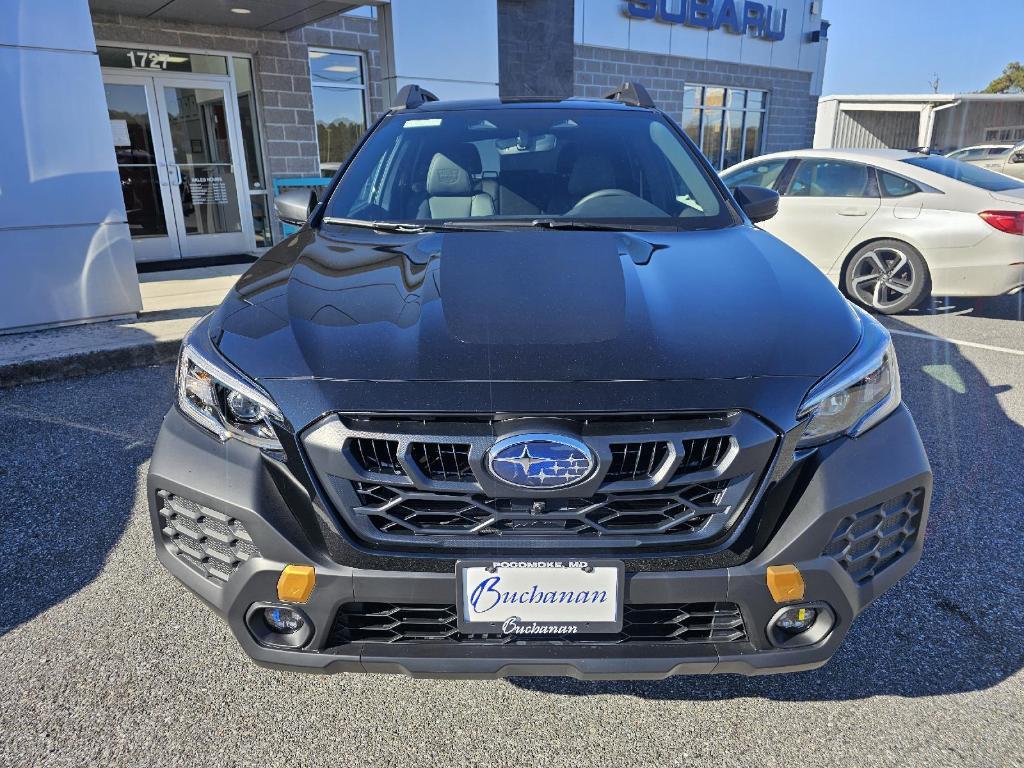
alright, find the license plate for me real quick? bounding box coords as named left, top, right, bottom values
left=456, top=560, right=624, bottom=635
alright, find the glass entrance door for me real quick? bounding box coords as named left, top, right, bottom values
left=102, top=72, right=253, bottom=262
left=103, top=75, right=178, bottom=262
left=155, top=78, right=250, bottom=258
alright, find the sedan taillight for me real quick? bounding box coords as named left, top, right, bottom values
left=979, top=210, right=1024, bottom=235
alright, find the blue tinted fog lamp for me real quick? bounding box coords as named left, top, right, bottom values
left=263, top=606, right=305, bottom=634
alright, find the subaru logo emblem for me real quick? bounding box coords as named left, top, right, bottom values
left=486, top=434, right=594, bottom=489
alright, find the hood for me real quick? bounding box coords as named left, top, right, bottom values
left=210, top=224, right=861, bottom=389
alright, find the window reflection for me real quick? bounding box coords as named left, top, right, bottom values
left=311, top=87, right=367, bottom=172
left=164, top=87, right=241, bottom=235
left=682, top=86, right=769, bottom=170
left=164, top=87, right=232, bottom=165
left=309, top=48, right=368, bottom=175
left=233, top=57, right=272, bottom=247
left=309, top=50, right=363, bottom=85
left=104, top=82, right=167, bottom=239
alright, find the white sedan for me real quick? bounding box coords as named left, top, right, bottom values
left=720, top=148, right=1024, bottom=313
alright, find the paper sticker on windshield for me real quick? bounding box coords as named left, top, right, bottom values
left=404, top=118, right=442, bottom=128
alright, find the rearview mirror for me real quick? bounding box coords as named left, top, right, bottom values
left=733, top=184, right=779, bottom=224
left=275, top=188, right=319, bottom=227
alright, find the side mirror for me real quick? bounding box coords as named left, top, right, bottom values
left=275, top=188, right=319, bottom=227
left=733, top=184, right=780, bottom=224
left=1012, top=152, right=1024, bottom=163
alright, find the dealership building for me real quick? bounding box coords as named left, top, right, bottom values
left=1, top=0, right=830, bottom=332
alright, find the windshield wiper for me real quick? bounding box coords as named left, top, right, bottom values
left=527, top=219, right=671, bottom=232
left=323, top=217, right=505, bottom=233
left=439, top=220, right=537, bottom=230
left=322, top=217, right=675, bottom=233
left=322, top=217, right=431, bottom=233
left=437, top=219, right=673, bottom=232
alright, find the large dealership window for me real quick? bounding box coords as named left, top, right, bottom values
left=308, top=49, right=368, bottom=176
left=232, top=56, right=272, bottom=247
left=682, top=86, right=767, bottom=170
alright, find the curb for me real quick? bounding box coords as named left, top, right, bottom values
left=0, top=338, right=182, bottom=389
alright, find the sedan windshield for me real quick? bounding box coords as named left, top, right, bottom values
left=902, top=155, right=1024, bottom=192
left=323, top=107, right=734, bottom=230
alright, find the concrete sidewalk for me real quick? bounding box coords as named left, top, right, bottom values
left=0, top=263, right=248, bottom=387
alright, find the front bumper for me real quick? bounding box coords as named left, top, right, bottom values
left=147, top=405, right=931, bottom=680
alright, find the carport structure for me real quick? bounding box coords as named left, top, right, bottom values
left=814, top=93, right=1024, bottom=153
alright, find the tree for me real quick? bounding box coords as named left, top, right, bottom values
left=984, top=62, right=1024, bottom=93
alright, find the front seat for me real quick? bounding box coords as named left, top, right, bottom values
left=417, top=145, right=494, bottom=219
left=548, top=151, right=618, bottom=213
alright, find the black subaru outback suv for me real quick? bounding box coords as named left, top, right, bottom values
left=149, top=84, right=931, bottom=679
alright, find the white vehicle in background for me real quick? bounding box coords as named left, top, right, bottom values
left=720, top=149, right=1024, bottom=314
left=946, top=143, right=1024, bottom=181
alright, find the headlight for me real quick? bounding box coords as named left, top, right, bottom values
left=796, top=310, right=901, bottom=448
left=176, top=321, right=283, bottom=450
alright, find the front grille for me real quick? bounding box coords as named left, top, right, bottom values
left=677, top=435, right=733, bottom=474
left=824, top=488, right=925, bottom=583
left=354, top=479, right=735, bottom=537
left=605, top=441, right=670, bottom=482
left=349, top=438, right=403, bottom=476
left=329, top=602, right=746, bottom=645
left=303, top=412, right=778, bottom=555
left=411, top=442, right=473, bottom=481
left=156, top=491, right=260, bottom=583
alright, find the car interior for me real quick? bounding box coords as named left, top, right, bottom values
left=328, top=110, right=726, bottom=223
left=788, top=160, right=870, bottom=197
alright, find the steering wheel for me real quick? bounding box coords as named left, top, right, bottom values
left=571, top=188, right=634, bottom=209
left=567, top=188, right=667, bottom=218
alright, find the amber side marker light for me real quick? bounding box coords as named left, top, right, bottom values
left=766, top=564, right=805, bottom=603
left=277, top=565, right=316, bottom=603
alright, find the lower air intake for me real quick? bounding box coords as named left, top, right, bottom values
left=157, top=491, right=260, bottom=583
left=824, top=488, right=925, bottom=583
left=329, top=602, right=747, bottom=645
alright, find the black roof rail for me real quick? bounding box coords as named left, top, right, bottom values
left=603, top=82, right=656, bottom=109
left=392, top=84, right=439, bottom=110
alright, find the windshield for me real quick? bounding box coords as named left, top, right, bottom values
left=323, top=108, right=734, bottom=230
left=902, top=155, right=1024, bottom=192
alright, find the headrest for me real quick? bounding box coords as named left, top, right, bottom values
left=567, top=152, right=617, bottom=197
left=426, top=145, right=480, bottom=196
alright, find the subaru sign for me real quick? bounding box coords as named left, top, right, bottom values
left=625, top=0, right=787, bottom=41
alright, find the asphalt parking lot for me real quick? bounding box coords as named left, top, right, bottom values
left=1, top=296, right=1022, bottom=768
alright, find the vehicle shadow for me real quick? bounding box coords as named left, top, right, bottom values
left=510, top=316, right=1024, bottom=700
left=0, top=365, right=172, bottom=637
left=906, top=293, right=1024, bottom=321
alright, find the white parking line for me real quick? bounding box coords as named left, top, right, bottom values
left=888, top=328, right=1024, bottom=357
left=4, top=405, right=154, bottom=445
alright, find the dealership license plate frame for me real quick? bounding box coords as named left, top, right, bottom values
left=455, top=559, right=625, bottom=635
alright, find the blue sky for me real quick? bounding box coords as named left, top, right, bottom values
left=822, top=0, right=1019, bottom=94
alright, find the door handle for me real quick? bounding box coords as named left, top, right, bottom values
left=161, top=165, right=180, bottom=186
left=837, top=207, right=868, bottom=216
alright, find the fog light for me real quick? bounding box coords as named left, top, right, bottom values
left=263, top=606, right=305, bottom=634
left=776, top=606, right=817, bottom=635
